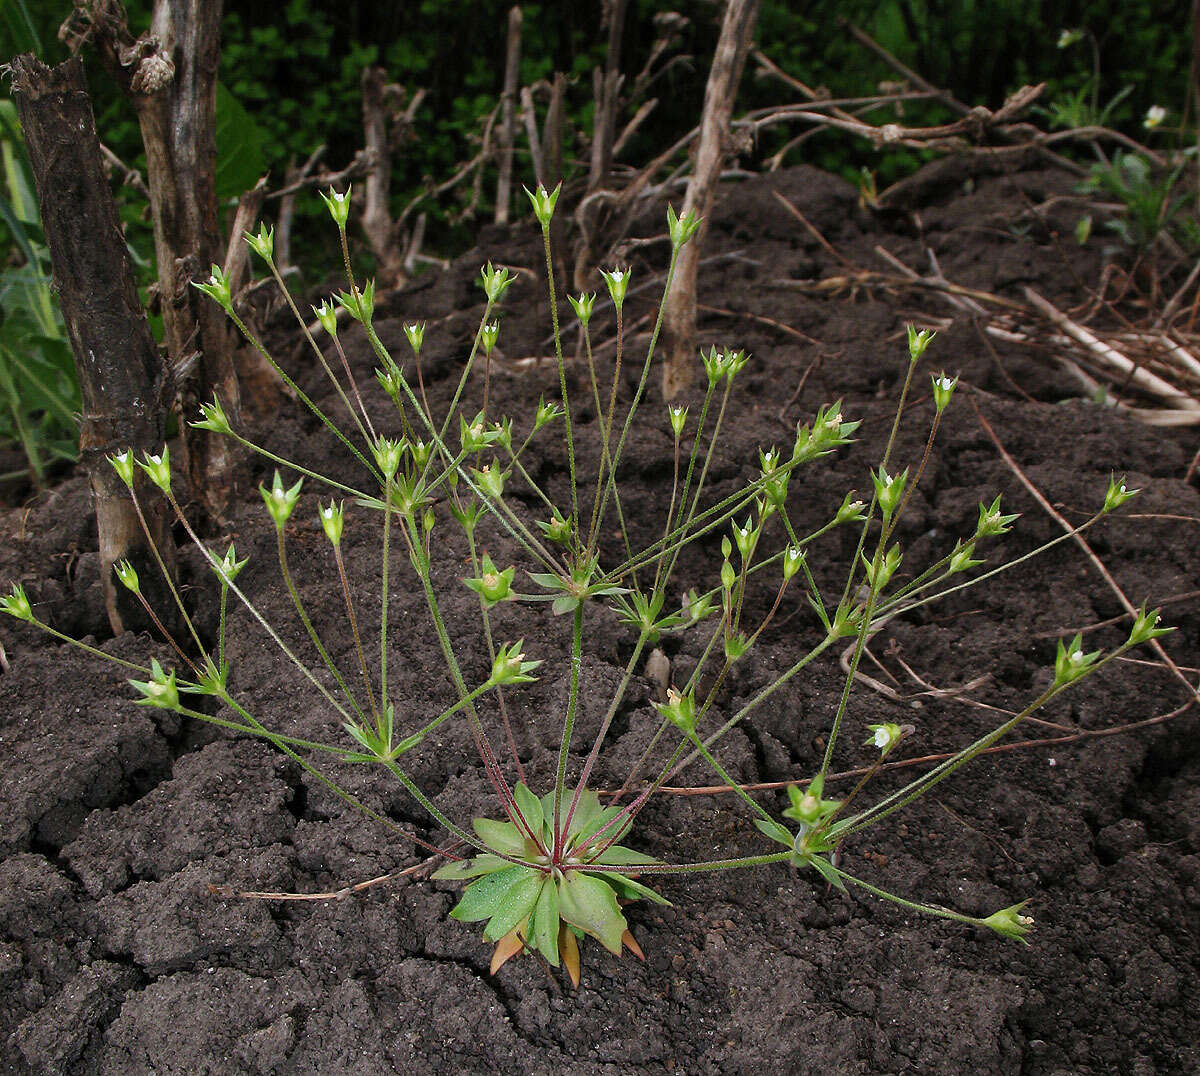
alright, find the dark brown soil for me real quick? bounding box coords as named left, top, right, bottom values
left=2, top=159, right=1198, bottom=1075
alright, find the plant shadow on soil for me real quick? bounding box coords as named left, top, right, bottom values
left=1, top=158, right=1198, bottom=1075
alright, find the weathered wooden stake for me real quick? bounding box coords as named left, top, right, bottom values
left=660, top=0, right=761, bottom=400
left=63, top=0, right=243, bottom=520
left=494, top=6, right=523, bottom=224
left=10, top=54, right=177, bottom=637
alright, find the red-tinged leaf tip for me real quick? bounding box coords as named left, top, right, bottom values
left=489, top=928, right=525, bottom=975
left=622, top=928, right=645, bottom=962
left=559, top=924, right=581, bottom=988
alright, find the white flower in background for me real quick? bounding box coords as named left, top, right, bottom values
left=1143, top=105, right=1167, bottom=130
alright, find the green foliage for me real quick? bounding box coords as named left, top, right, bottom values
left=0, top=100, right=78, bottom=486
left=1080, top=151, right=1200, bottom=253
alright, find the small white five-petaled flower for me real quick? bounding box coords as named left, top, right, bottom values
left=1144, top=105, right=1167, bottom=130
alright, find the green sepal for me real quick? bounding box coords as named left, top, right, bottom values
left=557, top=870, right=628, bottom=955
left=449, top=866, right=526, bottom=923
left=483, top=871, right=545, bottom=942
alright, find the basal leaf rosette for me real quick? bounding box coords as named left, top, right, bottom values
left=433, top=783, right=665, bottom=984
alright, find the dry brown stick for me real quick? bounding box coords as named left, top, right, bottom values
left=274, top=145, right=325, bottom=274
left=970, top=394, right=1198, bottom=701
left=1154, top=255, right=1200, bottom=329
left=361, top=66, right=406, bottom=286
left=1024, top=287, right=1200, bottom=414
left=494, top=6, right=522, bottom=225
left=771, top=188, right=853, bottom=268
left=659, top=0, right=762, bottom=401
left=519, top=84, right=546, bottom=189
left=588, top=0, right=629, bottom=192
left=223, top=175, right=267, bottom=298
left=11, top=54, right=177, bottom=635
left=840, top=19, right=971, bottom=116
left=66, top=0, right=244, bottom=521
left=612, top=97, right=658, bottom=159
left=696, top=301, right=822, bottom=345
left=543, top=72, right=565, bottom=186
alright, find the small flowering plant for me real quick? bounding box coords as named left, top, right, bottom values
left=3, top=184, right=1168, bottom=985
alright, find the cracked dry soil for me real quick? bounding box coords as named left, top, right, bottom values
left=1, top=160, right=1198, bottom=1074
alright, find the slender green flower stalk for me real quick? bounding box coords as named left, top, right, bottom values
left=4, top=189, right=1165, bottom=988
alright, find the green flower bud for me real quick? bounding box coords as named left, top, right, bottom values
left=783, top=546, right=806, bottom=581
left=537, top=510, right=572, bottom=544
left=655, top=687, right=696, bottom=732
left=193, top=264, right=232, bottom=310
left=1053, top=632, right=1101, bottom=688
left=724, top=630, right=750, bottom=661
left=931, top=372, right=958, bottom=413
left=861, top=543, right=902, bottom=591
left=668, top=404, right=688, bottom=439
left=534, top=396, right=564, bottom=431
left=108, top=449, right=136, bottom=489
left=683, top=588, right=716, bottom=623
left=261, top=470, right=303, bottom=529
left=138, top=447, right=172, bottom=494
left=192, top=394, right=233, bottom=436
left=979, top=900, right=1034, bottom=944
left=871, top=465, right=908, bottom=518
left=319, top=501, right=345, bottom=546
left=722, top=347, right=749, bottom=379
left=721, top=536, right=732, bottom=560
left=835, top=492, right=868, bottom=525
left=410, top=440, right=433, bottom=469
left=404, top=321, right=426, bottom=355
left=907, top=324, right=936, bottom=362
left=472, top=464, right=507, bottom=500
left=423, top=506, right=436, bottom=533
left=374, top=437, right=404, bottom=480
left=783, top=775, right=841, bottom=825
left=1127, top=604, right=1172, bottom=647
left=480, top=321, right=500, bottom=355
left=479, top=262, right=513, bottom=303
left=335, top=279, right=375, bottom=325
left=113, top=559, right=140, bottom=594
left=449, top=496, right=484, bottom=534
left=244, top=223, right=274, bottom=263
left=319, top=185, right=351, bottom=228
left=490, top=640, right=542, bottom=685
left=948, top=540, right=984, bottom=574
left=666, top=204, right=702, bottom=247
left=1, top=583, right=33, bottom=621
left=1102, top=474, right=1138, bottom=513
left=524, top=182, right=562, bottom=227
left=720, top=558, right=736, bottom=592
left=568, top=292, right=595, bottom=327
left=732, top=517, right=755, bottom=560
left=702, top=345, right=724, bottom=385
left=313, top=299, right=339, bottom=337
left=829, top=600, right=864, bottom=640
left=217, top=544, right=249, bottom=582
left=600, top=267, right=630, bottom=313
left=130, top=659, right=180, bottom=710
left=976, top=495, right=1018, bottom=538
left=464, top=554, right=515, bottom=607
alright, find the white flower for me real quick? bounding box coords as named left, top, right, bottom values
left=1144, top=105, right=1167, bottom=130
